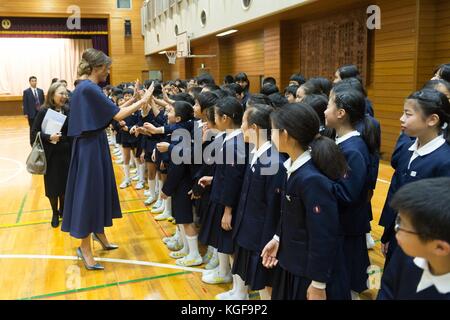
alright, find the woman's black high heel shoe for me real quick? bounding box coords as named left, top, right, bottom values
left=92, top=233, right=119, bottom=250
left=76, top=247, right=104, bottom=270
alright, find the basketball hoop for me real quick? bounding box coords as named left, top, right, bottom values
left=165, top=51, right=177, bottom=64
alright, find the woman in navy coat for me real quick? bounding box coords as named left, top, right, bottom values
left=262, top=103, right=350, bottom=300
left=62, top=48, right=154, bottom=270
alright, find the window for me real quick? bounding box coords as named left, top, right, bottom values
left=200, top=10, right=207, bottom=27
left=242, top=0, right=251, bottom=10
left=117, top=0, right=132, bottom=9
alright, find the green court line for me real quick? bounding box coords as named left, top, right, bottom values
left=19, top=271, right=191, bottom=300
left=15, top=193, right=28, bottom=223
left=0, top=208, right=151, bottom=230
left=0, top=198, right=146, bottom=217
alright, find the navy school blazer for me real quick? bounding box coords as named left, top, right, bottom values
left=334, top=136, right=372, bottom=235
left=276, top=160, right=343, bottom=283
left=377, top=248, right=450, bottom=300
left=209, top=132, right=248, bottom=208
left=233, top=146, right=286, bottom=252
left=380, top=139, right=450, bottom=243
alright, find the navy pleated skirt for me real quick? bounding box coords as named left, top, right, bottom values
left=232, top=244, right=273, bottom=291
left=271, top=266, right=351, bottom=300
left=62, top=131, right=122, bottom=239
left=198, top=201, right=235, bottom=254
left=343, top=235, right=370, bottom=293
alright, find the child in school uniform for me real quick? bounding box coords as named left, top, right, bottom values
left=215, top=103, right=286, bottom=300
left=379, top=89, right=450, bottom=266
left=191, top=92, right=221, bottom=267
left=198, top=96, right=248, bottom=285
left=261, top=103, right=350, bottom=300
left=378, top=177, right=450, bottom=300
left=325, top=86, right=380, bottom=299
left=153, top=101, right=201, bottom=266
left=119, top=89, right=140, bottom=189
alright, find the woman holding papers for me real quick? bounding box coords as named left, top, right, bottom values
left=61, top=48, right=154, bottom=270
left=31, top=81, right=71, bottom=228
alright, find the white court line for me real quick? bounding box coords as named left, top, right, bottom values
left=0, top=254, right=205, bottom=273
left=377, top=178, right=391, bottom=185
left=0, top=157, right=25, bottom=184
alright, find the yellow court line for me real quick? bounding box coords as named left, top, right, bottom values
left=0, top=208, right=150, bottom=229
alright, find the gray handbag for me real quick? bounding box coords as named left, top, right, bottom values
left=26, top=132, right=47, bottom=175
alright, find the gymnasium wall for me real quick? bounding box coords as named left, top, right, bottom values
left=0, top=0, right=146, bottom=87
left=147, top=0, right=450, bottom=160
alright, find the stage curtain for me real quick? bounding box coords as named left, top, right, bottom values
left=0, top=38, right=92, bottom=96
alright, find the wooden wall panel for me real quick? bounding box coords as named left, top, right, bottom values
left=416, top=0, right=437, bottom=89
left=188, top=39, right=219, bottom=81
left=281, top=21, right=301, bottom=90
left=0, top=0, right=146, bottom=85
left=434, top=0, right=450, bottom=66
left=263, top=21, right=282, bottom=87
left=370, top=0, right=418, bottom=159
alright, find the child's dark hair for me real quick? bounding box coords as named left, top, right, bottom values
left=206, top=106, right=216, bottom=125
left=299, top=94, right=336, bottom=139
left=171, top=92, right=195, bottom=106
left=308, top=77, right=333, bottom=97
left=284, top=85, right=299, bottom=97
left=123, top=89, right=134, bottom=96
left=204, top=84, right=221, bottom=92
left=263, top=77, right=277, bottom=86
left=246, top=103, right=274, bottom=138
left=235, top=72, right=250, bottom=92
left=222, top=83, right=243, bottom=97
left=247, top=94, right=274, bottom=109
left=391, top=177, right=450, bottom=243
left=336, top=77, right=368, bottom=97
left=337, top=64, right=362, bottom=83
left=290, top=73, right=306, bottom=86
left=332, top=87, right=380, bottom=155
left=116, top=95, right=124, bottom=106
left=197, top=73, right=215, bottom=86
left=269, top=93, right=288, bottom=109
left=188, top=86, right=202, bottom=98
left=215, top=96, right=244, bottom=126
left=173, top=101, right=194, bottom=122
left=260, top=83, right=279, bottom=96
left=434, top=64, right=450, bottom=83
left=212, top=89, right=231, bottom=99
left=196, top=91, right=219, bottom=112
left=224, top=75, right=235, bottom=85
left=271, top=103, right=347, bottom=180
left=301, top=81, right=320, bottom=95
left=422, top=79, right=450, bottom=94
left=407, top=89, right=450, bottom=143
left=111, top=88, right=123, bottom=96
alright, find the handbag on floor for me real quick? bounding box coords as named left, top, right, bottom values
left=26, top=132, right=47, bottom=175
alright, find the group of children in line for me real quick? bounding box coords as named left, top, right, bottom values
left=103, top=63, right=450, bottom=300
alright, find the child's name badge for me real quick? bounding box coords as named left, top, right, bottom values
left=410, top=171, right=417, bottom=177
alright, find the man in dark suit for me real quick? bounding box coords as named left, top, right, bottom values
left=23, top=76, right=45, bottom=144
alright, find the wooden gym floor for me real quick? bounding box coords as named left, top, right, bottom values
left=0, top=116, right=392, bottom=300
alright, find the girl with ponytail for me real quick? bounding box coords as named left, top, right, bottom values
left=325, top=87, right=378, bottom=299
left=261, top=103, right=350, bottom=300
left=379, top=89, right=450, bottom=267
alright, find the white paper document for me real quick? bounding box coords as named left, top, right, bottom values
left=41, top=108, right=67, bottom=144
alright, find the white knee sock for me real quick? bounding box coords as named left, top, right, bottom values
left=233, top=274, right=248, bottom=298
left=186, top=233, right=200, bottom=258
left=218, top=253, right=230, bottom=277
left=164, top=197, right=172, bottom=215
left=138, top=163, right=145, bottom=182
left=148, top=179, right=156, bottom=197
left=178, top=225, right=189, bottom=254
left=123, top=164, right=130, bottom=181
left=351, top=290, right=360, bottom=300
left=259, top=288, right=271, bottom=300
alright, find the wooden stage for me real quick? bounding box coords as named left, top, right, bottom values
left=0, top=116, right=392, bottom=300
